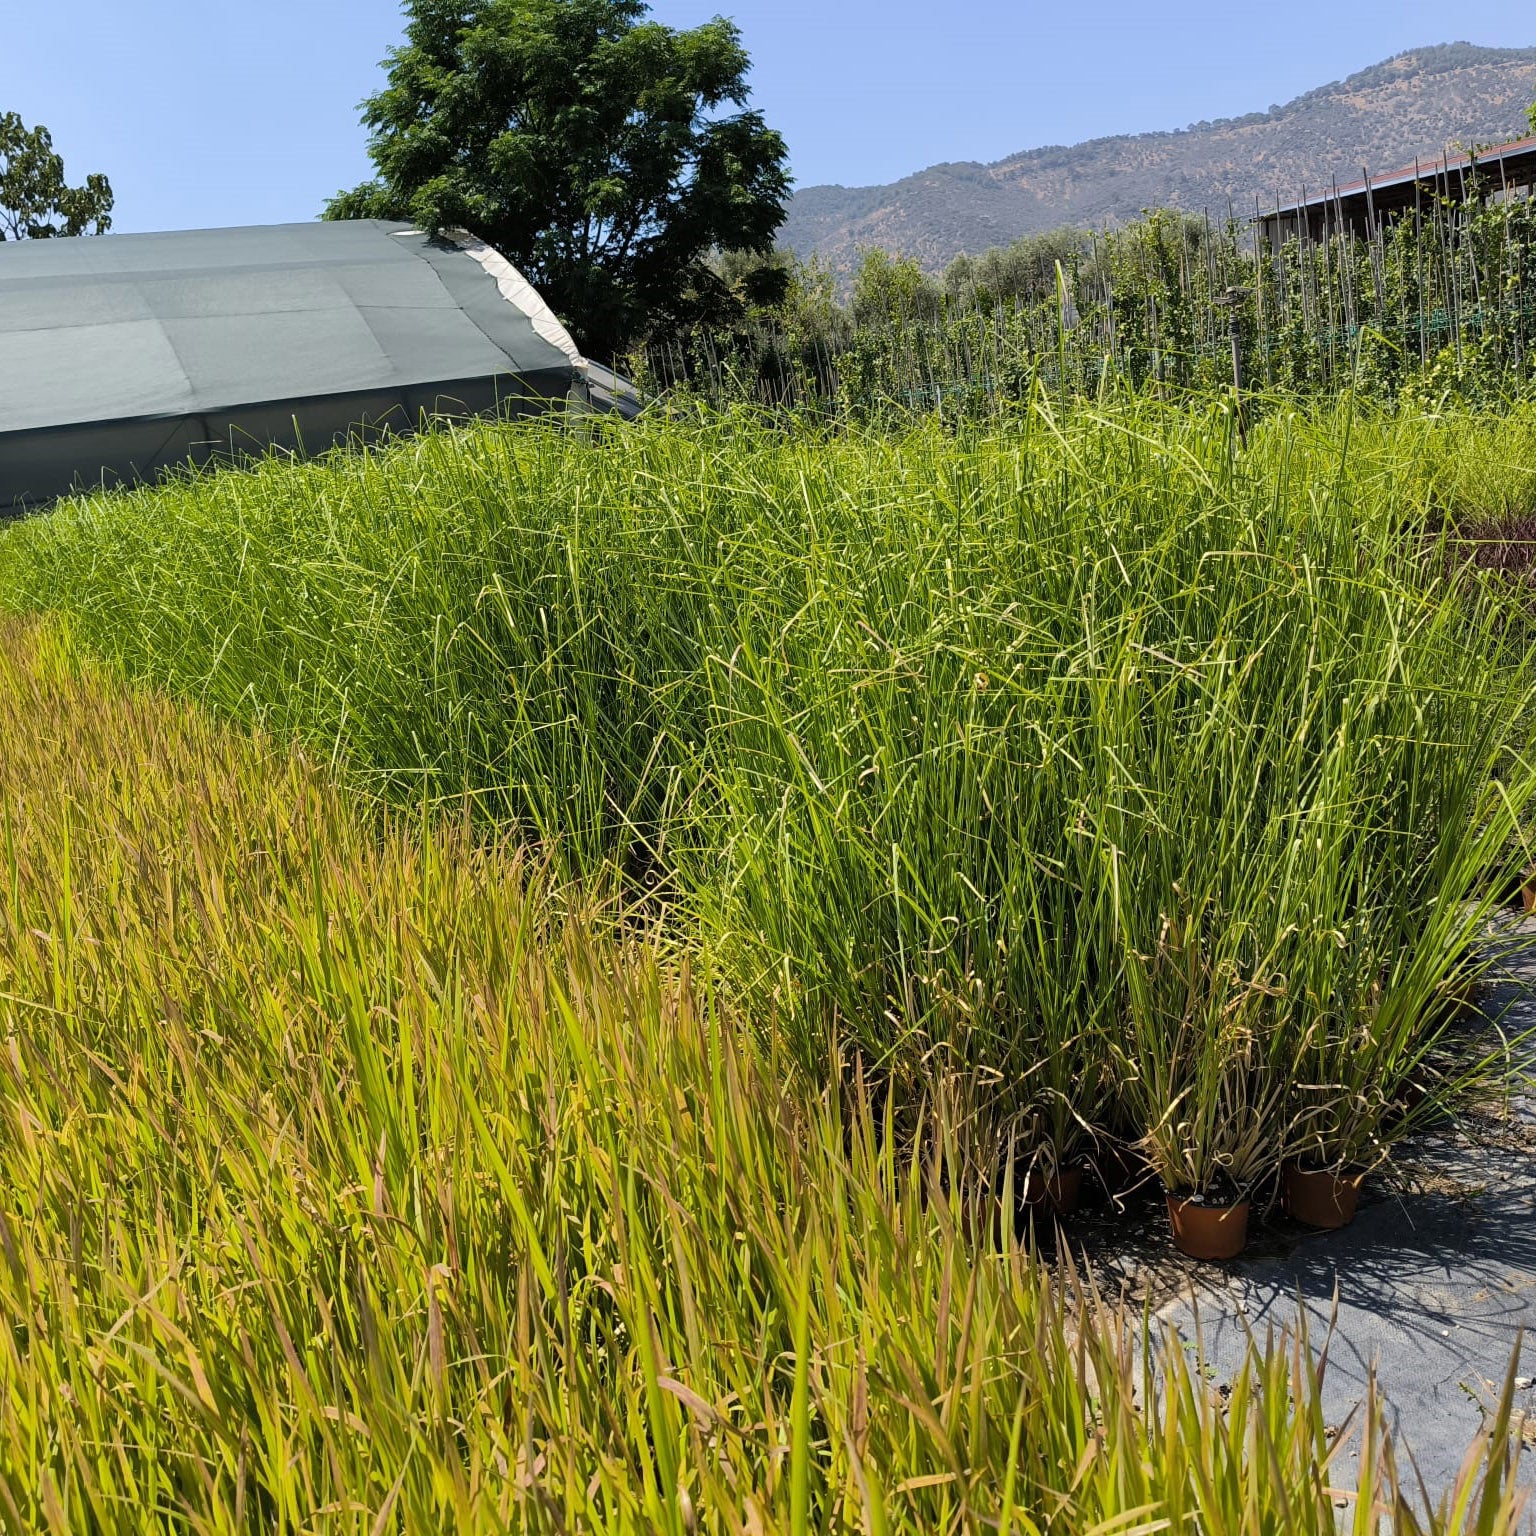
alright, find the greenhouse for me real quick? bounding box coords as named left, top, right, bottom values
left=0, top=219, right=588, bottom=508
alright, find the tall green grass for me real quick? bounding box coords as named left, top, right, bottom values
left=0, top=616, right=1523, bottom=1531
left=4, top=398, right=1535, bottom=1195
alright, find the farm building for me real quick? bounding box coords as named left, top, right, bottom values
left=0, top=219, right=593, bottom=509
left=1257, top=134, right=1536, bottom=248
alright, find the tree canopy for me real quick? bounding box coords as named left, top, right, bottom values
left=326, top=0, right=791, bottom=359
left=0, top=113, right=113, bottom=241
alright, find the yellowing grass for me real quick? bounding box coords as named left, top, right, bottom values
left=0, top=615, right=1523, bottom=1531
left=7, top=402, right=1536, bottom=1196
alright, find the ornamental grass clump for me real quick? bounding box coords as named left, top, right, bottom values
left=0, top=615, right=1523, bottom=1530
left=687, top=402, right=1536, bottom=1196
left=3, top=395, right=1535, bottom=1204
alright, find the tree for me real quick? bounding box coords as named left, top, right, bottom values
left=0, top=113, right=113, bottom=240
left=850, top=249, right=942, bottom=330
left=944, top=228, right=1092, bottom=310
left=326, top=0, right=791, bottom=359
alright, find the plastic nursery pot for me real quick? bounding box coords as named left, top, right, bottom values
left=1023, top=1166, right=1085, bottom=1216
left=1282, top=1165, right=1363, bottom=1231
left=1165, top=1193, right=1250, bottom=1262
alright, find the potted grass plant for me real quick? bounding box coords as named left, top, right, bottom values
left=1020, top=1137, right=1086, bottom=1215
left=1019, top=1002, right=1114, bottom=1217
left=1108, top=846, right=1300, bottom=1262
left=1142, top=1074, right=1279, bottom=1262
left=1115, top=961, right=1284, bottom=1262
left=992, top=854, right=1119, bottom=1221
left=1284, top=961, right=1510, bottom=1230
left=1280, top=1047, right=1373, bottom=1231
left=1270, top=915, right=1401, bottom=1231
left=1017, top=1038, right=1107, bottom=1217
left=1010, top=1018, right=1107, bottom=1218
left=1282, top=815, right=1533, bottom=1234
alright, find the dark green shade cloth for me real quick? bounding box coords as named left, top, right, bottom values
left=0, top=220, right=583, bottom=508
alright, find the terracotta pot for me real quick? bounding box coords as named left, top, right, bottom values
left=1166, top=1194, right=1249, bottom=1261
left=1523, top=879, right=1536, bottom=915
left=1283, top=1165, right=1362, bottom=1230
left=1023, top=1166, right=1084, bottom=1216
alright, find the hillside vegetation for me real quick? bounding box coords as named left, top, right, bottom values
left=783, top=44, right=1536, bottom=273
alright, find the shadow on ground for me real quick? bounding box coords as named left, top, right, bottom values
left=1065, top=932, right=1536, bottom=1504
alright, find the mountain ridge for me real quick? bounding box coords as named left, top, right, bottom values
left=781, top=44, right=1536, bottom=274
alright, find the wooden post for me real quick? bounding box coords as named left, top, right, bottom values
left=1214, top=286, right=1251, bottom=448
left=1363, top=166, right=1386, bottom=322
left=1414, top=158, right=1427, bottom=366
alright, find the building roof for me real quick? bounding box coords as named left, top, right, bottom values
left=0, top=220, right=586, bottom=507
left=1258, top=135, right=1536, bottom=228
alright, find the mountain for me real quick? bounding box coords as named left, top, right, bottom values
left=782, top=44, right=1536, bottom=274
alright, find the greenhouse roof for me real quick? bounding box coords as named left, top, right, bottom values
left=0, top=220, right=586, bottom=508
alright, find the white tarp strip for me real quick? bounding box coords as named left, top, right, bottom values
left=439, top=228, right=587, bottom=372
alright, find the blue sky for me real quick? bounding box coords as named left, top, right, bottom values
left=5, top=1, right=1534, bottom=235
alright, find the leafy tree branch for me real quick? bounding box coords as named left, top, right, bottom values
left=325, top=0, right=791, bottom=359
left=0, top=113, right=113, bottom=240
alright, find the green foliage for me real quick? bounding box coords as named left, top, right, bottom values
left=5, top=400, right=1536, bottom=1199
left=657, top=192, right=1536, bottom=415
left=850, top=247, right=943, bottom=328
left=0, top=111, right=112, bottom=240
left=0, top=617, right=1522, bottom=1529
left=641, top=248, right=850, bottom=407
left=325, top=0, right=791, bottom=359
left=943, top=225, right=1093, bottom=308
left=662, top=247, right=797, bottom=361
